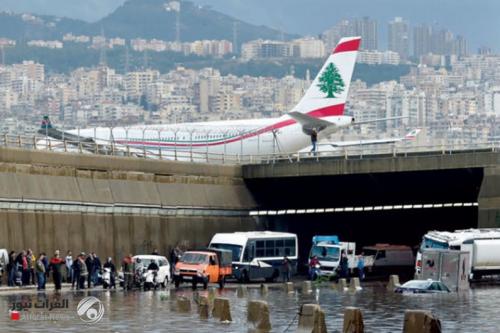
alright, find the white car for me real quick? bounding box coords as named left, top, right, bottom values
left=133, top=255, right=171, bottom=288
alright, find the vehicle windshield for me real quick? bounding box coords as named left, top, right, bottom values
left=310, top=245, right=340, bottom=261
left=134, top=258, right=160, bottom=268
left=180, top=253, right=209, bottom=264
left=210, top=243, right=242, bottom=261
left=402, top=280, right=432, bottom=289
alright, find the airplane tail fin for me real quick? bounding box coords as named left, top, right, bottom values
left=292, top=36, right=361, bottom=117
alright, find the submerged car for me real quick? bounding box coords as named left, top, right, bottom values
left=394, top=279, right=451, bottom=294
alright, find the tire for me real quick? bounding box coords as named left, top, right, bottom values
left=192, top=280, right=197, bottom=290
left=103, top=282, right=109, bottom=289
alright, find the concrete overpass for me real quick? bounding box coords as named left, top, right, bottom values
left=242, top=148, right=500, bottom=255
left=1, top=143, right=500, bottom=260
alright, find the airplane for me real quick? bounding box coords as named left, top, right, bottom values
left=298, top=128, right=422, bottom=155
left=38, top=36, right=407, bottom=160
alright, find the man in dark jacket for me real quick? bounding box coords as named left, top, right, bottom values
left=85, top=253, right=94, bottom=288
left=7, top=251, right=16, bottom=286
left=71, top=255, right=81, bottom=290
left=92, top=253, right=102, bottom=286
left=103, top=257, right=116, bottom=289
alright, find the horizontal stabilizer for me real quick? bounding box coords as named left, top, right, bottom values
left=288, top=111, right=335, bottom=134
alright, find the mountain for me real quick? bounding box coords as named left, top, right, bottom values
left=0, top=0, right=296, bottom=43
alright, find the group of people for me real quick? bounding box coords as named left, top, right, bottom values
left=307, top=250, right=366, bottom=281
left=2, top=249, right=116, bottom=291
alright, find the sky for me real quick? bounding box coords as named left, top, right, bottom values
left=0, top=0, right=497, bottom=50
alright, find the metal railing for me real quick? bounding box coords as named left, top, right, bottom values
left=2, top=133, right=500, bottom=165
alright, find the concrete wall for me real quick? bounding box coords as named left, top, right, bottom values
left=0, top=147, right=259, bottom=259
left=0, top=211, right=260, bottom=261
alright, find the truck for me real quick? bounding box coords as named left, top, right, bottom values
left=362, top=244, right=415, bottom=279
left=308, top=236, right=373, bottom=279
left=173, top=248, right=232, bottom=289
left=416, top=228, right=500, bottom=281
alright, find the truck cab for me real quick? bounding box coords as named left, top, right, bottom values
left=173, top=249, right=232, bottom=289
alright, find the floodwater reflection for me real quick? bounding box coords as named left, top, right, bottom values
left=0, top=283, right=497, bottom=332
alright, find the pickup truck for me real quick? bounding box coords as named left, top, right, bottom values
left=173, top=248, right=232, bottom=289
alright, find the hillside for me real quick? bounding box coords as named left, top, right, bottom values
left=0, top=0, right=296, bottom=44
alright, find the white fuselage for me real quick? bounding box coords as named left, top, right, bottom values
left=71, top=114, right=354, bottom=157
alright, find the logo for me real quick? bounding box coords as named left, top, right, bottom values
left=10, top=310, right=20, bottom=321
left=317, top=63, right=345, bottom=98
left=77, top=296, right=104, bottom=324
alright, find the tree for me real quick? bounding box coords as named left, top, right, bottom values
left=317, top=63, right=344, bottom=98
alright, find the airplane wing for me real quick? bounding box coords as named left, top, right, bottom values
left=352, top=116, right=407, bottom=125
left=320, top=128, right=421, bottom=148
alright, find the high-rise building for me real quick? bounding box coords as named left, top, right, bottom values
left=388, top=17, right=409, bottom=61
left=413, top=24, right=432, bottom=58
left=353, top=17, right=378, bottom=50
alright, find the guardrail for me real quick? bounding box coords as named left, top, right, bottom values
left=1, top=133, right=500, bottom=165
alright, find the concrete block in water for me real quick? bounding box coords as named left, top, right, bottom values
left=176, top=296, right=191, bottom=313
left=260, top=284, right=268, bottom=296
left=343, top=307, right=364, bottom=333
left=247, top=300, right=271, bottom=332
left=198, top=295, right=210, bottom=319
left=403, top=310, right=442, bottom=333
left=237, top=285, right=248, bottom=298
left=212, top=297, right=232, bottom=322
left=284, top=282, right=294, bottom=293
left=337, top=278, right=348, bottom=292
left=349, top=277, right=362, bottom=292
left=302, top=281, right=312, bottom=294
left=386, top=275, right=401, bottom=291
left=297, top=304, right=327, bottom=333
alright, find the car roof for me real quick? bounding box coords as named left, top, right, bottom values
left=184, top=251, right=214, bottom=256
left=363, top=244, right=412, bottom=251
left=133, top=255, right=167, bottom=260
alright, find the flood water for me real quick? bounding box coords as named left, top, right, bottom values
left=0, top=282, right=498, bottom=332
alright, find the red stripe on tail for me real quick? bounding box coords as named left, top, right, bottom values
left=333, top=38, right=361, bottom=54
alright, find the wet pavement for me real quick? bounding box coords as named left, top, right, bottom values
left=0, top=281, right=498, bottom=332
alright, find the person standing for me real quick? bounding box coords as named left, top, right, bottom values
left=310, top=128, right=318, bottom=155
left=7, top=251, right=16, bottom=287
left=65, top=251, right=73, bottom=283
left=103, top=257, right=116, bottom=289
left=309, top=255, right=320, bottom=281
left=357, top=253, right=365, bottom=281
left=78, top=253, right=88, bottom=290
left=49, top=250, right=64, bottom=291
left=85, top=253, right=94, bottom=288
left=92, top=253, right=102, bottom=286
left=71, top=254, right=81, bottom=290
left=122, top=254, right=133, bottom=290
left=36, top=253, right=46, bottom=291
left=27, top=249, right=36, bottom=285
left=282, top=256, right=291, bottom=282
left=16, top=250, right=29, bottom=286
left=340, top=250, right=349, bottom=279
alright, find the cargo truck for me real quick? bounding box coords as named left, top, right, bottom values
left=308, top=236, right=373, bottom=279
left=416, top=228, right=500, bottom=280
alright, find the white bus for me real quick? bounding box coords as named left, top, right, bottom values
left=209, top=231, right=298, bottom=282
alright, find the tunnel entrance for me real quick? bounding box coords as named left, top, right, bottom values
left=263, top=207, right=477, bottom=266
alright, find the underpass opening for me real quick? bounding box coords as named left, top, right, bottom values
left=262, top=206, right=478, bottom=272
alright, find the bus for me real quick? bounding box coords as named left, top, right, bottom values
left=209, top=231, right=298, bottom=282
